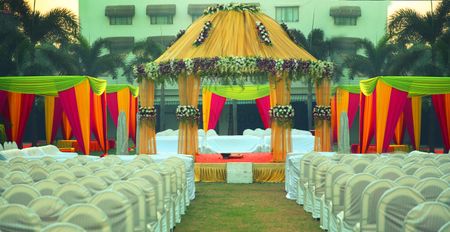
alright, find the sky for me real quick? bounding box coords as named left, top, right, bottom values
left=26, top=0, right=438, bottom=18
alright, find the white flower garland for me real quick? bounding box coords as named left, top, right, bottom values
left=193, top=21, right=212, bottom=46
left=256, top=21, right=272, bottom=46
left=176, top=105, right=200, bottom=122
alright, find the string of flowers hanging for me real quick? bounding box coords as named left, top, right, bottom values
left=256, top=21, right=272, bottom=46
left=193, top=21, right=212, bottom=46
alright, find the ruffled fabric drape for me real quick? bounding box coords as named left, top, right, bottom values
left=314, top=80, right=331, bottom=152
left=404, top=97, right=422, bottom=150
left=106, top=93, right=119, bottom=127
left=269, top=73, right=291, bottom=162
left=432, top=94, right=450, bottom=152
left=138, top=79, right=156, bottom=154
left=359, top=91, right=376, bottom=153
left=178, top=75, right=201, bottom=157
left=90, top=91, right=107, bottom=153
left=6, top=92, right=35, bottom=147
left=44, top=96, right=64, bottom=144
left=255, top=95, right=271, bottom=129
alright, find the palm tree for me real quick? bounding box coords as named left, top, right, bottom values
left=123, top=39, right=164, bottom=83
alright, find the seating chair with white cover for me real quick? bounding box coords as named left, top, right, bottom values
left=404, top=202, right=450, bottom=232
left=111, top=181, right=147, bottom=232
left=439, top=222, right=450, bottom=232
left=0, top=197, right=7, bottom=206
left=159, top=163, right=181, bottom=226
left=422, top=158, right=439, bottom=166
left=41, top=222, right=86, bottom=232
left=9, top=163, right=28, bottom=172
left=321, top=164, right=354, bottom=231
left=48, top=170, right=76, bottom=184
left=0, top=204, right=42, bottom=232
left=166, top=157, right=189, bottom=210
left=74, top=155, right=89, bottom=165
left=58, top=203, right=111, bottom=232
left=27, top=159, right=44, bottom=168
left=436, top=188, right=450, bottom=206
left=54, top=182, right=92, bottom=205
left=101, top=156, right=122, bottom=167
left=78, top=175, right=108, bottom=195
left=377, top=186, right=425, bottom=232
left=339, top=156, right=357, bottom=165
left=441, top=174, right=450, bottom=184
left=33, top=179, right=60, bottom=196
left=161, top=161, right=185, bottom=220
left=0, top=165, right=8, bottom=178
left=89, top=190, right=134, bottom=232
left=2, top=184, right=40, bottom=206
left=85, top=162, right=105, bottom=172
left=0, top=178, right=11, bottom=195
left=404, top=156, right=423, bottom=165
left=394, top=175, right=420, bottom=187
left=94, top=169, right=121, bottom=185
left=9, top=156, right=27, bottom=164
left=69, top=165, right=92, bottom=178
left=337, top=173, right=377, bottom=232
left=22, top=147, right=46, bottom=156
left=296, top=153, right=316, bottom=205
left=127, top=177, right=160, bottom=232
left=375, top=165, right=405, bottom=181
left=128, top=160, right=147, bottom=169
left=243, top=129, right=254, bottom=136
left=46, top=162, right=68, bottom=172
left=363, top=163, right=386, bottom=175
left=206, top=129, right=218, bottom=136
left=439, top=163, right=450, bottom=173
left=28, top=196, right=67, bottom=227
left=135, top=155, right=154, bottom=165
left=328, top=173, right=354, bottom=232
left=304, top=156, right=329, bottom=213
left=413, top=177, right=448, bottom=201
left=359, top=179, right=396, bottom=232
left=350, top=158, right=371, bottom=173
left=312, top=160, right=334, bottom=219
left=436, top=155, right=450, bottom=164
left=41, top=156, right=56, bottom=166
left=110, top=165, right=131, bottom=180
left=28, top=166, right=49, bottom=182
left=5, top=171, right=33, bottom=185
left=414, top=166, right=443, bottom=178
left=384, top=157, right=404, bottom=167
left=63, top=158, right=80, bottom=168
left=402, top=163, right=423, bottom=175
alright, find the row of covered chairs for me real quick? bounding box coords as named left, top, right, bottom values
left=0, top=142, right=18, bottom=151
left=0, top=154, right=191, bottom=232
left=294, top=151, right=450, bottom=232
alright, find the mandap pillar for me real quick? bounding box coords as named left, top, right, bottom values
left=138, top=79, right=157, bottom=154
left=314, top=79, right=332, bottom=151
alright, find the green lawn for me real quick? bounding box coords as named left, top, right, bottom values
left=175, top=183, right=322, bottom=232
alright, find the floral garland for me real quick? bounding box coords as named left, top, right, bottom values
left=203, top=3, right=260, bottom=15
left=138, top=106, right=157, bottom=119
left=193, top=21, right=212, bottom=46
left=269, top=105, right=295, bottom=125
left=135, top=57, right=334, bottom=84
left=256, top=21, right=272, bottom=46
left=167, top=29, right=185, bottom=48
left=313, top=105, right=331, bottom=121
left=176, top=105, right=200, bottom=122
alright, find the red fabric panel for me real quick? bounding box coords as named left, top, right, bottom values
left=381, top=88, right=408, bottom=152
left=16, top=94, right=35, bottom=147
left=0, top=90, right=7, bottom=115
left=50, top=97, right=64, bottom=144
left=404, top=99, right=417, bottom=150
left=207, top=93, right=227, bottom=130
left=347, top=93, right=360, bottom=128
left=106, top=92, right=119, bottom=127
left=90, top=91, right=108, bottom=153
left=59, top=87, right=87, bottom=154
left=432, top=95, right=450, bottom=151
left=255, top=95, right=271, bottom=129
left=129, top=97, right=137, bottom=143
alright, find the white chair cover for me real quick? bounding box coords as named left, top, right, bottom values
left=363, top=163, right=386, bottom=175
left=305, top=156, right=329, bottom=213
left=26, top=159, right=44, bottom=168
left=403, top=163, right=423, bottom=175
left=413, top=177, right=449, bottom=201
left=377, top=186, right=425, bottom=232
left=48, top=170, right=76, bottom=184
left=375, top=165, right=405, bottom=180
left=134, top=155, right=154, bottom=165
left=33, top=179, right=60, bottom=196
left=435, top=155, right=450, bottom=164
left=441, top=174, right=450, bottom=184
left=0, top=204, right=42, bottom=232
left=46, top=162, right=68, bottom=172
left=439, top=163, right=450, bottom=173
left=54, top=183, right=92, bottom=205
left=28, top=166, right=49, bottom=182
left=436, top=188, right=450, bottom=206
left=0, top=165, right=8, bottom=178
left=2, top=184, right=40, bottom=206
left=0, top=179, right=12, bottom=195
left=111, top=181, right=147, bottom=232
left=394, top=175, right=420, bottom=187
left=69, top=165, right=92, bottom=178
left=360, top=180, right=396, bottom=232
left=9, top=156, right=27, bottom=164
left=421, top=158, right=439, bottom=166
left=110, top=165, right=131, bottom=180
left=243, top=129, right=254, bottom=136
left=22, top=147, right=46, bottom=156
left=404, top=202, right=450, bottom=232
left=9, top=163, right=27, bottom=172
left=63, top=159, right=80, bottom=167
left=78, top=175, right=108, bottom=195
left=312, top=161, right=334, bottom=219
left=350, top=158, right=371, bottom=173
left=41, top=222, right=86, bottom=232
left=94, top=169, right=121, bottom=185
left=439, top=222, right=450, bottom=232
left=414, top=166, right=443, bottom=178
left=28, top=196, right=67, bottom=227
left=0, top=197, right=7, bottom=206
left=41, top=156, right=56, bottom=165
left=5, top=171, right=33, bottom=184
left=127, top=177, right=160, bottom=231
left=329, top=173, right=353, bottom=232
left=58, top=203, right=111, bottom=232
left=90, top=190, right=134, bottom=232
left=85, top=162, right=105, bottom=172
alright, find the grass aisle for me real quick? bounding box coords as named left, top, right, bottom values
left=175, top=183, right=321, bottom=232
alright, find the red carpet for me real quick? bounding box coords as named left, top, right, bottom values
left=196, top=153, right=273, bottom=163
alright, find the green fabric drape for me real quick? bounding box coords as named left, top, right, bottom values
left=0, top=76, right=107, bottom=96
left=332, top=85, right=360, bottom=94
left=360, top=76, right=450, bottom=96
left=106, top=84, right=139, bottom=97
left=203, top=85, right=269, bottom=100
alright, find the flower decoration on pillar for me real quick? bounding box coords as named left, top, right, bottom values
left=138, top=106, right=157, bottom=120
left=313, top=105, right=331, bottom=121
left=269, top=104, right=295, bottom=126
left=256, top=21, right=272, bottom=46
left=193, top=21, right=212, bottom=46
left=176, top=105, right=200, bottom=122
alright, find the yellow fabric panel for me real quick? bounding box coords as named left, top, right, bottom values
left=336, top=88, right=349, bottom=145
left=117, top=88, right=131, bottom=138
left=8, top=92, right=22, bottom=141
left=361, top=93, right=375, bottom=153
left=314, top=80, right=332, bottom=151
left=194, top=163, right=226, bottom=182
left=194, top=163, right=285, bottom=183
left=138, top=79, right=156, bottom=154
left=394, top=113, right=404, bottom=145
left=411, top=97, right=422, bottom=150
left=375, top=81, right=392, bottom=153
left=202, top=88, right=212, bottom=131
left=61, top=112, right=72, bottom=140
left=44, top=96, right=55, bottom=144
left=156, top=11, right=316, bottom=62
left=91, top=94, right=105, bottom=151
left=74, top=79, right=91, bottom=155
left=252, top=163, right=285, bottom=183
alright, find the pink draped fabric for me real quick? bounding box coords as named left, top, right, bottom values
left=208, top=93, right=227, bottom=130
left=404, top=99, right=416, bottom=150
left=106, top=93, right=119, bottom=127
left=348, top=93, right=360, bottom=128
left=255, top=95, right=271, bottom=129
left=90, top=91, right=108, bottom=153
left=9, top=94, right=35, bottom=147
left=0, top=90, right=7, bottom=115
left=59, top=87, right=88, bottom=154
left=49, top=98, right=64, bottom=144
left=381, top=88, right=408, bottom=152
left=432, top=94, right=450, bottom=151
left=359, top=91, right=377, bottom=153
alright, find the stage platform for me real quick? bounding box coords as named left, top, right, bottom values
left=195, top=153, right=285, bottom=183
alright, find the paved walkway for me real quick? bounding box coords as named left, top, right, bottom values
left=174, top=183, right=322, bottom=232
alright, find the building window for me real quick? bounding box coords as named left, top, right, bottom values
left=330, top=6, right=361, bottom=26
left=150, top=15, right=173, bottom=25
left=333, top=16, right=357, bottom=26
left=106, top=37, right=134, bottom=54
left=109, top=16, right=132, bottom=25
left=275, top=6, right=299, bottom=23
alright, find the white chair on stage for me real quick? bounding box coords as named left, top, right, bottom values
left=58, top=203, right=111, bottom=232
left=206, top=129, right=218, bottom=136
left=413, top=177, right=448, bottom=201
left=0, top=204, right=42, bottom=232
left=111, top=181, right=147, bottom=232
left=437, top=188, right=450, bottom=206
left=414, top=166, right=443, bottom=179
left=358, top=179, right=396, bottom=232
left=394, top=175, right=420, bottom=187
left=377, top=186, right=425, bottom=232
left=28, top=196, right=67, bottom=227
left=33, top=179, right=60, bottom=196
left=2, top=184, right=40, bottom=206
left=78, top=176, right=108, bottom=195
left=403, top=202, right=450, bottom=232
left=41, top=222, right=86, bottom=232
left=89, top=190, right=134, bottom=232
left=243, top=129, right=254, bottom=136
left=54, top=182, right=92, bottom=205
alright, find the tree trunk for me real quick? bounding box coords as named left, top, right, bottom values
left=307, top=81, right=313, bottom=131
